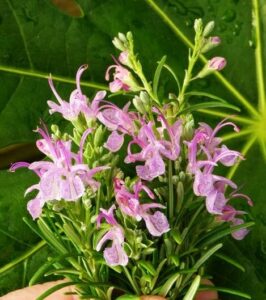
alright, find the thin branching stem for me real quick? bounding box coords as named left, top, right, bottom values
left=144, top=0, right=259, bottom=117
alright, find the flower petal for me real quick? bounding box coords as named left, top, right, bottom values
left=104, top=131, right=124, bottom=152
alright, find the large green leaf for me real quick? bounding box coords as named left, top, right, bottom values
left=0, top=0, right=266, bottom=299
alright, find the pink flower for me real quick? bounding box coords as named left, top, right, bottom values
left=219, top=204, right=251, bottom=240
left=96, top=205, right=128, bottom=266
left=10, top=127, right=108, bottom=219
left=113, top=179, right=169, bottom=236
left=97, top=101, right=136, bottom=152
left=105, top=56, right=139, bottom=93
left=48, top=65, right=106, bottom=120
left=125, top=115, right=182, bottom=181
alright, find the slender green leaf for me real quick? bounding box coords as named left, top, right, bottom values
left=116, top=296, right=140, bottom=300
left=36, top=281, right=80, bottom=300
left=162, top=63, right=181, bottom=92
left=199, top=286, right=251, bottom=299
left=177, top=101, right=240, bottom=116
left=197, top=222, right=255, bottom=247
left=153, top=55, right=167, bottom=99
left=29, top=254, right=71, bottom=286
left=153, top=272, right=180, bottom=297
left=214, top=253, right=245, bottom=272
left=183, top=275, right=201, bottom=300
left=185, top=91, right=229, bottom=103
left=138, top=261, right=156, bottom=276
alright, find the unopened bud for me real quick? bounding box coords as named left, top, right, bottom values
left=118, top=32, right=127, bottom=43
left=203, top=20, right=215, bottom=37
left=93, top=125, right=105, bottom=147
left=196, top=56, right=227, bottom=78
left=183, top=114, right=194, bottom=140
left=112, top=37, right=125, bottom=51
left=133, top=95, right=146, bottom=114
left=209, top=56, right=226, bottom=70
left=119, top=51, right=133, bottom=68
left=194, top=18, right=203, bottom=33
left=201, top=36, right=221, bottom=53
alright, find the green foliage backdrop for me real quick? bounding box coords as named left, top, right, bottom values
left=0, top=0, right=265, bottom=299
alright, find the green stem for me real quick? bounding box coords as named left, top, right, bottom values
left=0, top=240, right=46, bottom=275
left=168, top=160, right=174, bottom=220
left=0, top=65, right=108, bottom=90
left=179, top=51, right=198, bottom=105
left=144, top=0, right=259, bottom=117
left=252, top=0, right=266, bottom=113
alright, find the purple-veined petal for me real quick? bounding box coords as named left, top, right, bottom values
left=110, top=80, right=124, bottom=93
left=136, top=153, right=165, bottom=181
left=206, top=190, right=227, bottom=214
left=27, top=197, right=44, bottom=220
left=193, top=172, right=214, bottom=196
left=60, top=174, right=85, bottom=201
left=103, top=242, right=128, bottom=266
left=104, top=131, right=124, bottom=152
left=143, top=211, right=170, bottom=236
left=231, top=218, right=249, bottom=240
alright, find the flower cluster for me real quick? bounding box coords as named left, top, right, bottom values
left=11, top=127, right=108, bottom=219
left=186, top=120, right=253, bottom=239
left=9, top=19, right=254, bottom=299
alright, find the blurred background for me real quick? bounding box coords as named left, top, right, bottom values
left=0, top=0, right=265, bottom=299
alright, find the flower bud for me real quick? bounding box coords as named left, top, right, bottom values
left=183, top=114, right=194, bottom=140
left=208, top=56, right=227, bottom=70
left=203, top=20, right=215, bottom=37
left=201, top=36, right=221, bottom=53
left=119, top=51, right=133, bottom=68
left=133, top=95, right=146, bottom=114
left=194, top=18, right=203, bottom=33
left=118, top=32, right=127, bottom=43
left=51, top=124, right=61, bottom=139
left=112, top=37, right=125, bottom=51
left=196, top=56, right=227, bottom=78
left=93, top=125, right=105, bottom=147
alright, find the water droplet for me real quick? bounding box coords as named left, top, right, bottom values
left=222, top=9, right=236, bottom=22
left=217, top=23, right=227, bottom=33
left=168, top=0, right=188, bottom=16
left=206, top=5, right=213, bottom=12
left=232, top=21, right=242, bottom=36
left=188, top=6, right=204, bottom=18
left=248, top=40, right=256, bottom=48
left=131, top=19, right=144, bottom=29
left=196, top=78, right=210, bottom=88
left=185, top=18, right=193, bottom=27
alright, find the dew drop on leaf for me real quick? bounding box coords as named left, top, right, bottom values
left=168, top=0, right=188, bottom=16
left=222, top=9, right=237, bottom=22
